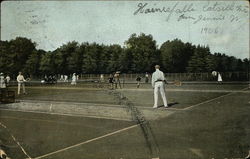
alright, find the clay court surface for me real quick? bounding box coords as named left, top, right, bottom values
left=0, top=82, right=250, bottom=159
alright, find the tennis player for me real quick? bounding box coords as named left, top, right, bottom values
left=151, top=65, right=168, bottom=109
left=17, top=72, right=27, bottom=95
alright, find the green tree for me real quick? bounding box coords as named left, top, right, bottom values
left=55, top=41, right=79, bottom=74
left=242, top=58, right=249, bottom=72
left=96, top=44, right=109, bottom=73
left=106, top=44, right=123, bottom=73
left=187, top=45, right=211, bottom=72
left=214, top=53, right=233, bottom=72
left=206, top=54, right=219, bottom=72
left=67, top=46, right=82, bottom=74
left=39, top=52, right=56, bottom=75
left=0, top=41, right=13, bottom=74
left=124, top=33, right=158, bottom=73
left=82, top=43, right=98, bottom=73
left=24, top=50, right=44, bottom=77
left=1, top=36, right=248, bottom=76
left=160, top=39, right=194, bottom=72
left=119, top=48, right=132, bottom=73
left=9, top=37, right=36, bottom=75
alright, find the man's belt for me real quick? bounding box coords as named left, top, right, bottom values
left=155, top=80, right=164, bottom=82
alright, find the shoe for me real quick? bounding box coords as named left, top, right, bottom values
left=164, top=105, right=169, bottom=108
left=245, top=151, right=250, bottom=159
left=153, top=106, right=158, bottom=109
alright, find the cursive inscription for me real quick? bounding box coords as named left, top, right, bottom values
left=193, top=14, right=225, bottom=24
left=202, top=2, right=235, bottom=12
left=178, top=14, right=195, bottom=21
left=133, top=2, right=249, bottom=23
left=134, top=2, right=196, bottom=21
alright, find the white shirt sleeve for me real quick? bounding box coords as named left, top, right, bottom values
left=151, top=73, right=156, bottom=88
left=17, top=75, right=20, bottom=82
left=161, top=72, right=165, bottom=81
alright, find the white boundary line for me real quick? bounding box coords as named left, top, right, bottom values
left=33, top=124, right=138, bottom=159
left=16, top=99, right=182, bottom=111
left=0, top=108, right=132, bottom=121
left=17, top=99, right=127, bottom=107
left=183, top=87, right=249, bottom=110
left=0, top=122, right=32, bottom=159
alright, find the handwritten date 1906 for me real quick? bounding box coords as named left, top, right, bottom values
left=201, top=27, right=222, bottom=34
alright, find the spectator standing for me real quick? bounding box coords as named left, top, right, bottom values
left=0, top=73, right=6, bottom=88
left=5, top=75, right=10, bottom=86
left=145, top=72, right=149, bottom=83
left=71, top=73, right=77, bottom=85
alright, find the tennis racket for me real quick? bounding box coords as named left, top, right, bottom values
left=25, top=78, right=31, bottom=82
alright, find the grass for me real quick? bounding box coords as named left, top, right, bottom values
left=0, top=83, right=249, bottom=159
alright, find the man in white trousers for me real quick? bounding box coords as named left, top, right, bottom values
left=151, top=65, right=168, bottom=109
left=17, top=72, right=26, bottom=95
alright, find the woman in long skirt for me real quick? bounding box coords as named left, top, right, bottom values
left=218, top=72, right=223, bottom=84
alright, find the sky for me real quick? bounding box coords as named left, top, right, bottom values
left=1, top=1, right=249, bottom=59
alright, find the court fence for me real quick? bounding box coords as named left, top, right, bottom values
left=8, top=72, right=248, bottom=83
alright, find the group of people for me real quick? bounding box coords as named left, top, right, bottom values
left=1, top=67, right=168, bottom=109
left=1, top=67, right=225, bottom=108
left=42, top=74, right=78, bottom=85
left=42, top=75, right=57, bottom=84
left=103, top=66, right=169, bottom=109
left=59, top=75, right=69, bottom=82
left=59, top=74, right=79, bottom=84
left=108, top=71, right=122, bottom=89
left=0, top=72, right=27, bottom=95
left=103, top=72, right=150, bottom=89
left=0, top=73, right=11, bottom=88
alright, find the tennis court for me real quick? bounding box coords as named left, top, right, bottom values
left=0, top=82, right=249, bottom=159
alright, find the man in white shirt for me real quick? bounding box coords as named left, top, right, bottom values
left=151, top=65, right=168, bottom=108
left=17, top=72, right=26, bottom=95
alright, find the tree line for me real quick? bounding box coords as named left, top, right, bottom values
left=0, top=33, right=249, bottom=77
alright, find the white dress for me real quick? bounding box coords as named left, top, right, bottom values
left=218, top=73, right=222, bottom=82
left=71, top=75, right=77, bottom=85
